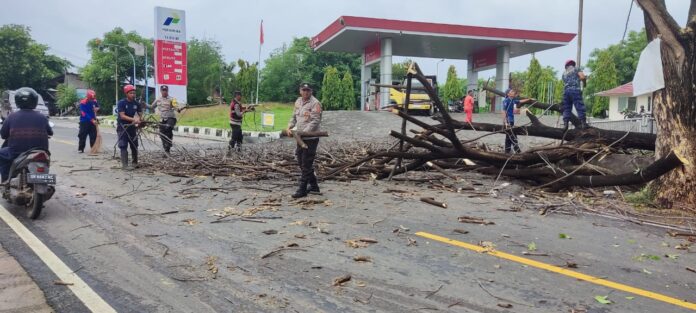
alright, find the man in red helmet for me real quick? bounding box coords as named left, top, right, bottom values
left=116, top=85, right=143, bottom=170
left=561, top=59, right=587, bottom=130
left=77, top=89, right=100, bottom=153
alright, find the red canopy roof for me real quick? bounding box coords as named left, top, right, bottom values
left=595, top=82, right=634, bottom=97
left=311, top=16, right=576, bottom=60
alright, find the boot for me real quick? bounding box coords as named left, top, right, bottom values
left=120, top=150, right=131, bottom=170
left=562, top=120, right=569, bottom=133
left=292, top=179, right=309, bottom=199
left=306, top=174, right=320, bottom=194
left=131, top=151, right=139, bottom=169
left=581, top=117, right=589, bottom=129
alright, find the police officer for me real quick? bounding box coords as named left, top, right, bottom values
left=0, top=88, right=53, bottom=182
left=116, top=85, right=143, bottom=170
left=150, top=85, right=182, bottom=154
left=287, top=83, right=322, bottom=199
left=228, top=91, right=246, bottom=153
left=561, top=59, right=588, bottom=130
left=77, top=89, right=99, bottom=153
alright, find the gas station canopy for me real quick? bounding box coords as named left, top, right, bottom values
left=311, top=16, right=576, bottom=110
left=311, top=16, right=576, bottom=60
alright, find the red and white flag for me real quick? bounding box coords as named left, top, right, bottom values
left=259, top=20, right=264, bottom=45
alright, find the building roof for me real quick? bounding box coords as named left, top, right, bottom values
left=595, top=82, right=635, bottom=97
left=311, top=16, right=576, bottom=60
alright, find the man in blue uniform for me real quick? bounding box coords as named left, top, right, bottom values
left=77, top=89, right=99, bottom=153
left=116, top=85, right=143, bottom=170
left=0, top=88, right=53, bottom=182
left=501, top=88, right=531, bottom=154
left=561, top=59, right=588, bottom=130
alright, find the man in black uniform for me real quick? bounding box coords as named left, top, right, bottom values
left=116, top=85, right=143, bottom=170
left=228, top=91, right=246, bottom=153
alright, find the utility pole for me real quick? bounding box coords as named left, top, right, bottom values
left=577, top=0, right=584, bottom=67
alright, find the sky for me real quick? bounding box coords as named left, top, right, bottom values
left=0, top=0, right=691, bottom=83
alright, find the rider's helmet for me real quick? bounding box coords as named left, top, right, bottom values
left=14, top=87, right=39, bottom=110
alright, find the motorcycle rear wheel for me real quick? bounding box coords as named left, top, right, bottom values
left=26, top=189, right=43, bottom=219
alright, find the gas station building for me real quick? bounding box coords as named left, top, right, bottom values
left=311, top=16, right=575, bottom=111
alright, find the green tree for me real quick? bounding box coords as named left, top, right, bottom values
left=584, top=50, right=618, bottom=118
left=186, top=38, right=238, bottom=105
left=320, top=66, right=341, bottom=110
left=260, top=37, right=361, bottom=103
left=586, top=29, right=647, bottom=84
left=442, top=65, right=463, bottom=103
left=523, top=57, right=542, bottom=99
left=55, top=83, right=79, bottom=110
left=509, top=71, right=527, bottom=93
left=340, top=70, right=355, bottom=110
left=236, top=59, right=258, bottom=104
left=0, top=24, right=70, bottom=91
left=391, top=60, right=412, bottom=82
left=81, top=27, right=153, bottom=113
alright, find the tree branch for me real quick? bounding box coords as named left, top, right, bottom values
left=636, top=0, right=686, bottom=64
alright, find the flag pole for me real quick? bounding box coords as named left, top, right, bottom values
left=255, top=19, right=263, bottom=105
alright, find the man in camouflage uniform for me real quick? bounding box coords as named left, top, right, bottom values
left=287, top=83, right=322, bottom=199
left=561, top=59, right=588, bottom=130
left=149, top=85, right=182, bottom=154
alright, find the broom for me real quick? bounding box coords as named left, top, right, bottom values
left=89, top=119, right=102, bottom=155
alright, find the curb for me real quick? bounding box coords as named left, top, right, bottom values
left=100, top=119, right=281, bottom=141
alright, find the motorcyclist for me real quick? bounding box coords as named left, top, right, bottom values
left=0, top=87, right=53, bottom=182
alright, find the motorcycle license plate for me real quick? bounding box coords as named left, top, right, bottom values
left=27, top=173, right=56, bottom=184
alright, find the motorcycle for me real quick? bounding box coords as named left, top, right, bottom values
left=1, top=122, right=56, bottom=219
left=448, top=100, right=463, bottom=113
left=2, top=149, right=56, bottom=219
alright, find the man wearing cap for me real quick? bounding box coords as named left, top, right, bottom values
left=228, top=91, right=247, bottom=153
left=150, top=85, right=182, bottom=154
left=77, top=89, right=100, bottom=153
left=287, top=83, right=322, bottom=199
left=116, top=84, right=143, bottom=170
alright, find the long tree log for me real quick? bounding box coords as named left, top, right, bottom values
left=547, top=151, right=684, bottom=189
left=438, top=111, right=656, bottom=151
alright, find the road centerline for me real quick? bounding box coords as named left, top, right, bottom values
left=416, top=231, right=696, bottom=311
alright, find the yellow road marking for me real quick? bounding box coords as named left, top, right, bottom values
left=416, top=231, right=696, bottom=311
left=53, top=139, right=75, bottom=146
left=0, top=205, right=116, bottom=312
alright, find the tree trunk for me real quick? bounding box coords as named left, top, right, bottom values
left=637, top=0, right=696, bottom=209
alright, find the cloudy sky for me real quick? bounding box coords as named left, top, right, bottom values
left=1, top=0, right=690, bottom=82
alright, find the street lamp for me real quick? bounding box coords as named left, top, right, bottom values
left=99, top=43, right=136, bottom=97
left=436, top=59, right=445, bottom=83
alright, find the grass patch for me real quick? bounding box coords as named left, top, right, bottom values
left=626, top=187, right=655, bottom=208
left=176, top=102, right=293, bottom=131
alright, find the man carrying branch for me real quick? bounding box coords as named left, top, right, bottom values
left=501, top=88, right=531, bottom=154
left=287, top=83, right=323, bottom=199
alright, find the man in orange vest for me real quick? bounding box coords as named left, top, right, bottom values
left=463, top=90, right=474, bottom=123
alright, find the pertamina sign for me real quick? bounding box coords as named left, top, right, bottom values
left=154, top=7, right=187, bottom=103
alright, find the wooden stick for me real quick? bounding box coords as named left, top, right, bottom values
left=421, top=197, right=447, bottom=208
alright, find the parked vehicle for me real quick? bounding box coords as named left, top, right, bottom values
left=1, top=90, right=51, bottom=122
left=389, top=75, right=439, bottom=116
left=448, top=100, right=463, bottom=113
left=621, top=108, right=642, bottom=119
left=2, top=148, right=56, bottom=219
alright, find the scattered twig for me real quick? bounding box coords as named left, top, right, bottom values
left=424, top=284, right=444, bottom=299
left=458, top=215, right=494, bottom=225
left=69, top=224, right=92, bottom=232
left=687, top=267, right=696, bottom=274
left=260, top=247, right=307, bottom=259
left=88, top=241, right=118, bottom=249
left=332, top=274, right=352, bottom=286
left=421, top=197, right=447, bottom=208
left=53, top=280, right=74, bottom=286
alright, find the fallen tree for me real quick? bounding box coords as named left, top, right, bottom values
left=322, top=62, right=683, bottom=191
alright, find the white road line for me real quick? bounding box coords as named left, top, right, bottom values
left=0, top=204, right=116, bottom=313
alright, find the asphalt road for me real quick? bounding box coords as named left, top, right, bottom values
left=0, top=118, right=694, bottom=313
